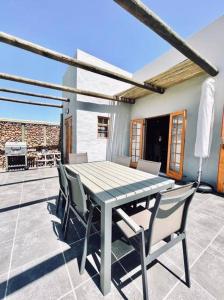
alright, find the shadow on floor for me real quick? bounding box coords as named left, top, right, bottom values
left=0, top=175, right=58, bottom=187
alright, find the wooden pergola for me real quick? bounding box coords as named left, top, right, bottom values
left=0, top=0, right=218, bottom=109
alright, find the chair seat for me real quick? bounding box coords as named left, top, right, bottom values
left=116, top=205, right=181, bottom=246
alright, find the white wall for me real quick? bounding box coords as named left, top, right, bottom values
left=63, top=49, right=132, bottom=162
left=131, top=16, right=224, bottom=186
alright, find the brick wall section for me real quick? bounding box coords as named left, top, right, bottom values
left=25, top=124, right=45, bottom=147
left=0, top=120, right=60, bottom=169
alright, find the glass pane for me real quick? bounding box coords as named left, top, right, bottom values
left=132, top=127, right=137, bottom=136
left=178, top=115, right=183, bottom=124
left=175, top=163, right=180, bottom=172
left=137, top=123, right=141, bottom=129
left=170, top=152, right=175, bottom=162
left=176, top=144, right=181, bottom=153
left=177, top=134, right=182, bottom=143
left=170, top=162, right=175, bottom=171
left=176, top=154, right=181, bottom=163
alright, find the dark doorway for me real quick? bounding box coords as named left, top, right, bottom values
left=144, top=115, right=170, bottom=173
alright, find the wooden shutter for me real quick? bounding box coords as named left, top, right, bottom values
left=130, top=119, right=144, bottom=168
left=65, top=117, right=72, bottom=163
left=217, top=109, right=224, bottom=193
left=167, top=110, right=186, bottom=180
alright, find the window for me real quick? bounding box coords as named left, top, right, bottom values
left=97, top=116, right=109, bottom=138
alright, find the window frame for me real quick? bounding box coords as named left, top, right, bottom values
left=97, top=116, right=110, bottom=139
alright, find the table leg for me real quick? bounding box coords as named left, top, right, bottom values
left=100, top=203, right=112, bottom=295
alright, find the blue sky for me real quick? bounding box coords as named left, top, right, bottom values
left=0, top=0, right=223, bottom=123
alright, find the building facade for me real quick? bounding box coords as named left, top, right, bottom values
left=63, top=16, right=224, bottom=191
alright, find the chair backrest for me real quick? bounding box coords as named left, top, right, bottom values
left=114, top=156, right=131, bottom=167
left=69, top=152, right=88, bottom=164
left=57, top=162, right=67, bottom=195
left=65, top=170, right=88, bottom=218
left=146, top=182, right=197, bottom=254
left=137, top=159, right=161, bottom=175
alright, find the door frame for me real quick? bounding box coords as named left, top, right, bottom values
left=65, top=116, right=72, bottom=163
left=166, top=110, right=187, bottom=180
left=131, top=110, right=186, bottom=180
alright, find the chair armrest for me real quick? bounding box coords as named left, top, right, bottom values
left=115, top=208, right=142, bottom=234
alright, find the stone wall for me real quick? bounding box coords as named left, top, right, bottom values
left=0, top=119, right=60, bottom=169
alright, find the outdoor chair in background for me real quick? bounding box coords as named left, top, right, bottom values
left=114, top=182, right=198, bottom=300
left=114, top=156, right=131, bottom=167
left=69, top=152, right=88, bottom=164
left=137, top=159, right=162, bottom=209
left=137, top=159, right=161, bottom=175
left=56, top=161, right=68, bottom=228
left=64, top=169, right=100, bottom=274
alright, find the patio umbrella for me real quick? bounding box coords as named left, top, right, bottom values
left=194, top=77, right=216, bottom=184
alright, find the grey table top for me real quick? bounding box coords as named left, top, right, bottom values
left=66, top=161, right=174, bottom=207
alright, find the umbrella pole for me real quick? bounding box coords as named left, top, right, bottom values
left=198, top=157, right=203, bottom=183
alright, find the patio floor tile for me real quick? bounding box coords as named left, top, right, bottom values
left=5, top=252, right=72, bottom=300
left=1, top=168, right=224, bottom=300
left=0, top=239, right=13, bottom=276
left=191, top=250, right=224, bottom=299
left=118, top=250, right=183, bottom=300
left=166, top=278, right=215, bottom=300
left=0, top=274, right=7, bottom=300
left=11, top=225, right=61, bottom=270
left=74, top=262, right=143, bottom=300
left=63, top=233, right=101, bottom=289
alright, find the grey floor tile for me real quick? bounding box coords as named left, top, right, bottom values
left=111, top=225, right=134, bottom=260
left=0, top=274, right=7, bottom=300
left=59, top=291, right=76, bottom=300
left=11, top=225, right=61, bottom=270
left=166, top=279, right=215, bottom=300
left=75, top=262, right=142, bottom=300
left=164, top=238, right=203, bottom=269
left=197, top=195, right=224, bottom=220
left=63, top=234, right=101, bottom=289
left=0, top=217, right=17, bottom=243
left=187, top=210, right=223, bottom=248
left=191, top=250, right=224, bottom=299
left=6, top=252, right=72, bottom=300
left=0, top=193, right=21, bottom=210
left=0, top=239, right=13, bottom=276
left=207, top=228, right=224, bottom=261
left=119, top=251, right=183, bottom=300
left=16, top=200, right=57, bottom=237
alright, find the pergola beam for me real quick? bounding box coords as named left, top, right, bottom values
left=0, top=87, right=69, bottom=102
left=114, top=0, right=218, bottom=77
left=0, top=73, right=135, bottom=104
left=0, top=96, right=62, bottom=108
left=0, top=32, right=165, bottom=94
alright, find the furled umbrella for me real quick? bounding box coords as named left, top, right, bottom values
left=194, top=77, right=216, bottom=190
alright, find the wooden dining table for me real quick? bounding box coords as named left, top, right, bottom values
left=66, top=161, right=174, bottom=295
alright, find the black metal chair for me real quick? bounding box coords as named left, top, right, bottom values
left=63, top=169, right=100, bottom=274
left=115, top=182, right=198, bottom=300
left=56, top=162, right=68, bottom=228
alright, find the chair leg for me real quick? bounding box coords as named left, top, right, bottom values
left=56, top=189, right=62, bottom=215
left=62, top=197, right=69, bottom=230
left=140, top=233, right=149, bottom=300
left=145, top=196, right=150, bottom=209
left=80, top=206, right=94, bottom=275
left=63, top=205, right=71, bottom=240
left=182, top=237, right=191, bottom=287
